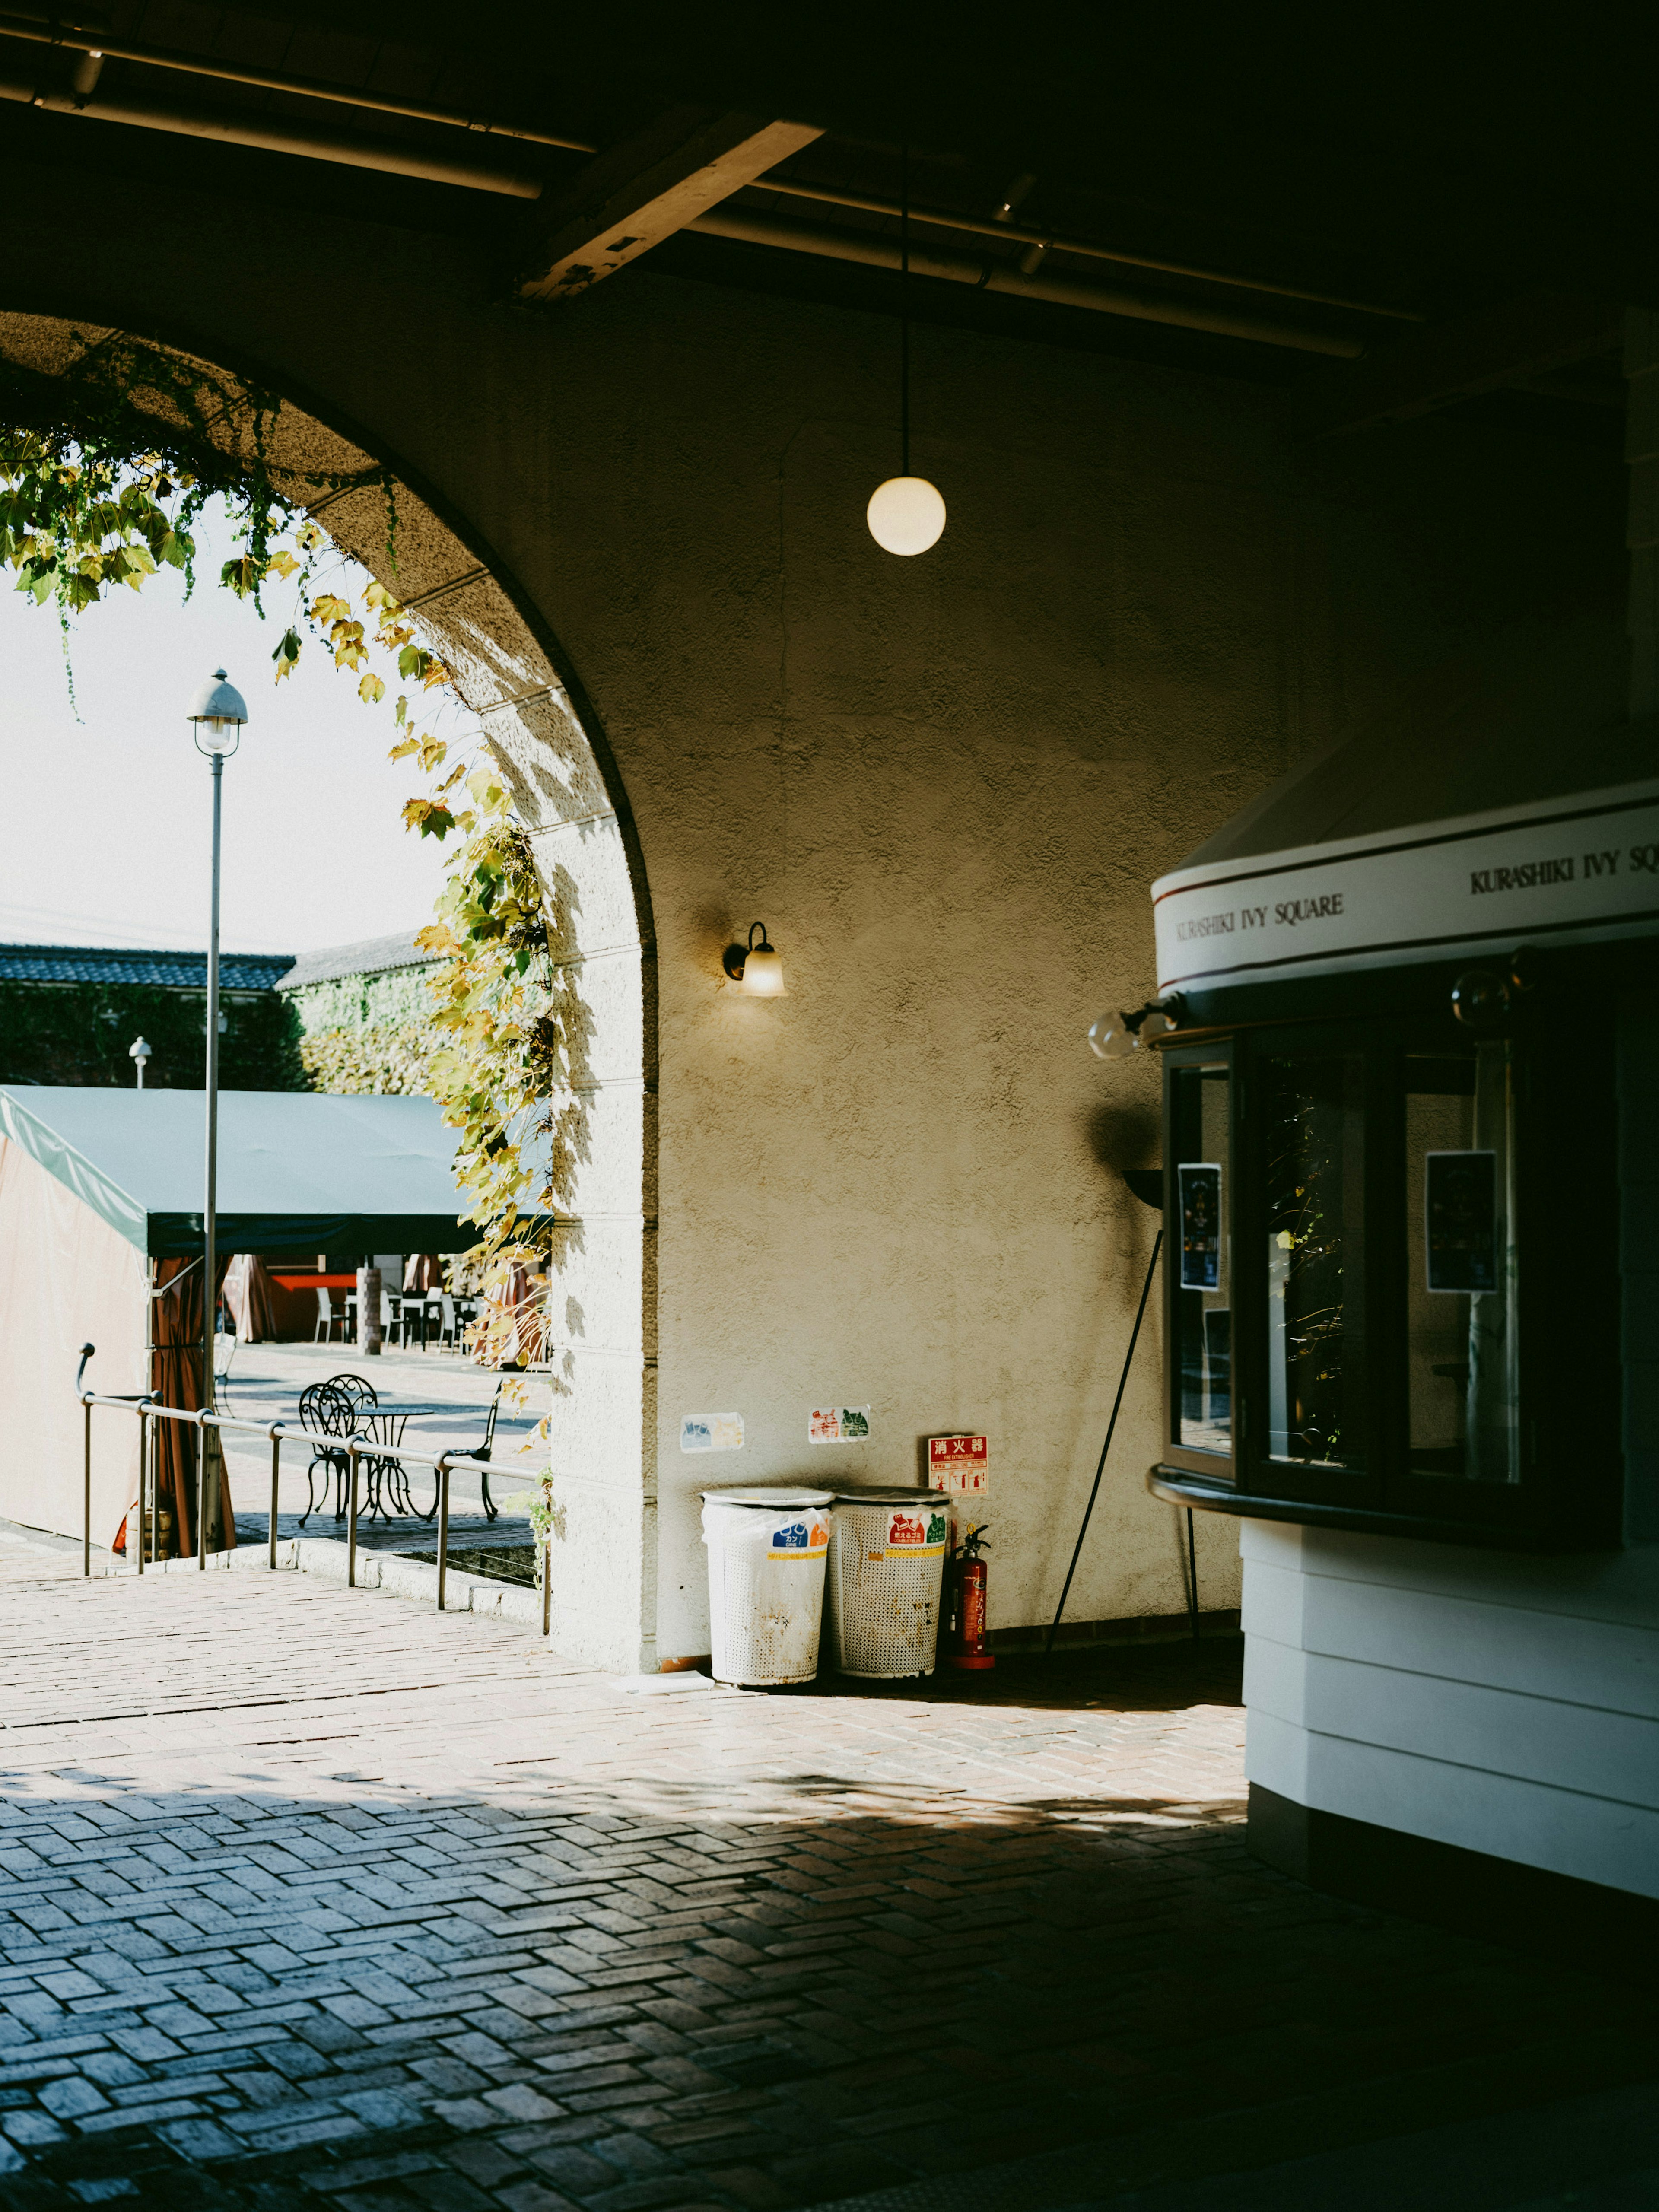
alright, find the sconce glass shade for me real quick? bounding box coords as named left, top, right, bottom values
left=1087, top=1014, right=1139, bottom=1061
left=867, top=475, right=947, bottom=556
left=188, top=667, right=248, bottom=756
left=739, top=944, right=788, bottom=997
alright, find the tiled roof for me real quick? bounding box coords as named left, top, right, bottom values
left=0, top=944, right=295, bottom=991
left=276, top=931, right=436, bottom=991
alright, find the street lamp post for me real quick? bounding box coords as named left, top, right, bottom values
left=186, top=668, right=248, bottom=1565
left=128, top=1036, right=152, bottom=1088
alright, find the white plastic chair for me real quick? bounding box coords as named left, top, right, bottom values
left=314, top=1287, right=345, bottom=1344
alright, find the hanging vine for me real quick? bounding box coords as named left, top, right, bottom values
left=0, top=331, right=553, bottom=1375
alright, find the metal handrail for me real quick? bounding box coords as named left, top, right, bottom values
left=76, top=1387, right=547, bottom=1629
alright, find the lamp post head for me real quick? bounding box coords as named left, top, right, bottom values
left=188, top=667, right=248, bottom=756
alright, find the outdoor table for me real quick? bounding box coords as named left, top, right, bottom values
left=337, top=1401, right=454, bottom=1521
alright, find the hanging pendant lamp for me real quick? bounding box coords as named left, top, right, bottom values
left=867, top=141, right=946, bottom=556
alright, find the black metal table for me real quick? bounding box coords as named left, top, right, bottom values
left=343, top=1401, right=454, bottom=1520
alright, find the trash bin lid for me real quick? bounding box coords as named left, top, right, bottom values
left=830, top=1487, right=951, bottom=1505
left=699, top=1486, right=834, bottom=1508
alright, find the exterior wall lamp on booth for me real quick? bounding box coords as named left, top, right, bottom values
left=723, top=923, right=788, bottom=997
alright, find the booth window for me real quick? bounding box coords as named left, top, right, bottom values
left=1150, top=1011, right=1623, bottom=1549
left=1169, top=1055, right=1233, bottom=1469
left=1404, top=1044, right=1518, bottom=1485
left=1265, top=1051, right=1366, bottom=1473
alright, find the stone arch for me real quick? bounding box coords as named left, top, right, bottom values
left=0, top=310, right=658, bottom=1672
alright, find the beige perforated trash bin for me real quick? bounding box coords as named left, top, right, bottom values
left=826, top=1489, right=950, bottom=1678
left=700, top=1488, right=833, bottom=1686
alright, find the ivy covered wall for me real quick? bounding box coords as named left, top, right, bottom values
left=282, top=963, right=439, bottom=1036
left=0, top=983, right=306, bottom=1089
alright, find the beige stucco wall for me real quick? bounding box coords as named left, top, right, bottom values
left=0, top=175, right=1624, bottom=1669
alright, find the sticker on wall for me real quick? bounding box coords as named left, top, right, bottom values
left=884, top=1505, right=948, bottom=1557
left=808, top=1406, right=871, bottom=1443
left=1424, top=1150, right=1499, bottom=1293
left=769, top=1509, right=831, bottom=1559
left=680, top=1413, right=745, bottom=1453
left=1178, top=1163, right=1223, bottom=1290
left=928, top=1434, right=989, bottom=1493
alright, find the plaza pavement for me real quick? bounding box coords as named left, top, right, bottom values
left=0, top=1535, right=1651, bottom=2211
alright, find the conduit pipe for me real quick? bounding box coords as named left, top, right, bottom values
left=0, top=9, right=591, bottom=148
left=0, top=72, right=544, bottom=194
left=756, top=177, right=1421, bottom=323
left=691, top=207, right=1366, bottom=356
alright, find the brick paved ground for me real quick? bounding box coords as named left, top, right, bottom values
left=0, top=1537, right=1651, bottom=2211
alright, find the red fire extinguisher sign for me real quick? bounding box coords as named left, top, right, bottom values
left=928, top=1434, right=988, bottom=1493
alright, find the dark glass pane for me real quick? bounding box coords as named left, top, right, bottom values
left=1173, top=1063, right=1230, bottom=1458
left=1405, top=1043, right=1517, bottom=1483
left=1265, top=1054, right=1365, bottom=1470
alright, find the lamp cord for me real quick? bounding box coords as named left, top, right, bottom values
left=900, top=140, right=910, bottom=476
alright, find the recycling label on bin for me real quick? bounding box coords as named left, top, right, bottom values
left=883, top=1508, right=948, bottom=1559
left=769, top=1512, right=831, bottom=1559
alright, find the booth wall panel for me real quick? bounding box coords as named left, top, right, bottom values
left=1243, top=1520, right=1659, bottom=1897
left=1245, top=1635, right=1659, bottom=1807
left=1246, top=1556, right=1659, bottom=1718
left=1247, top=1705, right=1659, bottom=1901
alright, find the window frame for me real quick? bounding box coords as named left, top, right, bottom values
left=1160, top=1039, right=1238, bottom=1484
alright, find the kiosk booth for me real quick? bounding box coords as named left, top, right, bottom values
left=1139, top=698, right=1658, bottom=1938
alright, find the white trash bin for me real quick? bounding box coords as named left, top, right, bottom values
left=826, top=1489, right=950, bottom=1678
left=700, top=1488, right=833, bottom=1687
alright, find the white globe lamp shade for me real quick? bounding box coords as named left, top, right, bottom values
left=188, top=667, right=248, bottom=756
left=867, top=475, right=946, bottom=557
left=1087, top=1014, right=1140, bottom=1061
left=739, top=944, right=788, bottom=997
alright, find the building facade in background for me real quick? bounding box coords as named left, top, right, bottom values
left=0, top=944, right=302, bottom=1089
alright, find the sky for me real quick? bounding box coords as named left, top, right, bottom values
left=0, top=502, right=454, bottom=956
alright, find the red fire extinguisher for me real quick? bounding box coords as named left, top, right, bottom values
left=947, top=1523, right=995, bottom=1671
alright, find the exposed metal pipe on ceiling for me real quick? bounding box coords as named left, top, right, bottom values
left=0, top=10, right=591, bottom=149
left=0, top=71, right=544, bottom=194
left=690, top=207, right=1365, bottom=356
left=0, top=9, right=1415, bottom=336
left=754, top=177, right=1423, bottom=324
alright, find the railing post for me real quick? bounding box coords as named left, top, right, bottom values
left=346, top=1437, right=360, bottom=1587
left=82, top=1395, right=92, bottom=1579
left=136, top=1403, right=148, bottom=1576
left=542, top=1536, right=551, bottom=1638
left=268, top=1422, right=285, bottom=1571
left=436, top=1454, right=451, bottom=1612
left=195, top=1409, right=209, bottom=1570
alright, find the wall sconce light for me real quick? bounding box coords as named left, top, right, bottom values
left=723, top=922, right=788, bottom=996
left=1087, top=1000, right=1179, bottom=1060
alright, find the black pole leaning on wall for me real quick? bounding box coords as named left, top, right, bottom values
left=1046, top=1228, right=1163, bottom=1656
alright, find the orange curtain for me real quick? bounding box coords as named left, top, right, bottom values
left=121, top=1255, right=236, bottom=1557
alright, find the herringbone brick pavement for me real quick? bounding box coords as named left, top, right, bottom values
left=0, top=1539, right=1648, bottom=2210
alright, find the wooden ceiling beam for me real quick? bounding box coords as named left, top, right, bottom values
left=517, top=106, right=821, bottom=302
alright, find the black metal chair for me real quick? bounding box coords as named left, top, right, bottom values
left=474, top=1384, right=504, bottom=1521
left=298, top=1381, right=356, bottom=1525
left=326, top=1373, right=377, bottom=1415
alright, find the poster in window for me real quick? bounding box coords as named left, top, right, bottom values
left=1178, top=1163, right=1222, bottom=1291
left=1424, top=1150, right=1498, bottom=1293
